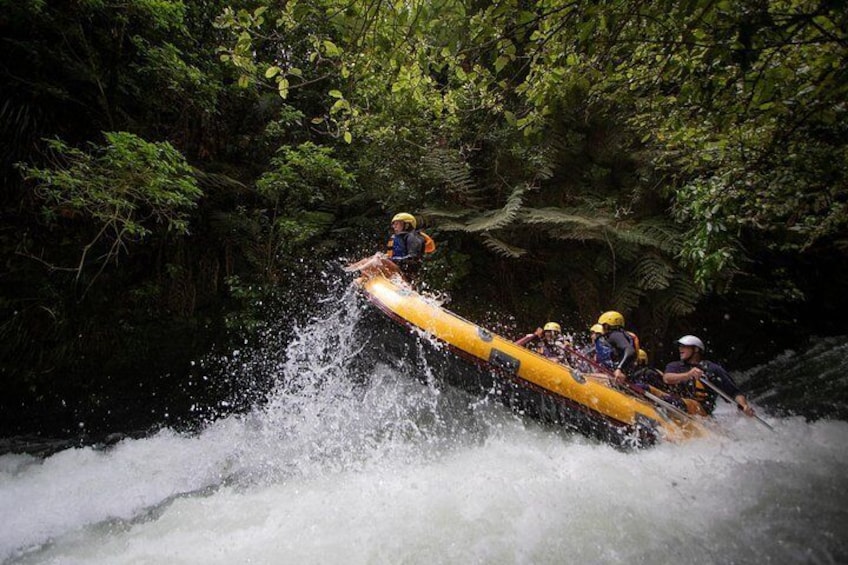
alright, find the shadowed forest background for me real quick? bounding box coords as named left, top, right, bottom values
left=1, top=0, right=846, bottom=440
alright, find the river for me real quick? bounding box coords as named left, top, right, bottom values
left=2, top=284, right=847, bottom=564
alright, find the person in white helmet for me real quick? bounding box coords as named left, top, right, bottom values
left=662, top=335, right=755, bottom=417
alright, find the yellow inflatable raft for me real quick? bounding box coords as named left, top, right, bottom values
left=348, top=255, right=708, bottom=447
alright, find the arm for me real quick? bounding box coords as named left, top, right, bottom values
left=607, top=332, right=635, bottom=380
left=516, top=328, right=543, bottom=347
left=702, top=362, right=756, bottom=417
left=663, top=361, right=704, bottom=385
left=403, top=232, right=424, bottom=259
left=734, top=394, right=755, bottom=417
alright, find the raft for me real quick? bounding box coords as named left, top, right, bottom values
left=348, top=255, right=708, bottom=447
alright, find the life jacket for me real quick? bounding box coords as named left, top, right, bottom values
left=536, top=337, right=568, bottom=364
left=626, top=331, right=640, bottom=353
left=386, top=230, right=436, bottom=258
left=666, top=366, right=715, bottom=415
left=593, top=335, right=615, bottom=369
left=420, top=231, right=436, bottom=253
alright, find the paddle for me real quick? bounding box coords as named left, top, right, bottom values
left=561, top=343, right=697, bottom=424
left=698, top=375, right=774, bottom=431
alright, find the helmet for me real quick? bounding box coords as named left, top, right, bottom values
left=391, top=212, right=417, bottom=229
left=598, top=311, right=624, bottom=328
left=637, top=349, right=648, bottom=363
left=543, top=322, right=561, bottom=333
left=676, top=335, right=705, bottom=351
left=589, top=323, right=604, bottom=334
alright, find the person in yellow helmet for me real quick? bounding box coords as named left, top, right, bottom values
left=596, top=310, right=636, bottom=383
left=386, top=212, right=425, bottom=279
left=515, top=321, right=570, bottom=364
left=583, top=322, right=614, bottom=370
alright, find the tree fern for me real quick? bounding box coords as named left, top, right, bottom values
left=419, top=146, right=487, bottom=207
left=464, top=184, right=526, bottom=232
left=657, top=275, right=701, bottom=316
left=521, top=207, right=612, bottom=230
left=633, top=255, right=673, bottom=291
left=481, top=233, right=527, bottom=258
left=612, top=220, right=678, bottom=254
left=610, top=281, right=645, bottom=314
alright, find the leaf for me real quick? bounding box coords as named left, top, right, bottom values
left=277, top=78, right=289, bottom=99
left=322, top=40, right=341, bottom=57
left=481, top=233, right=526, bottom=258
left=265, top=66, right=281, bottom=79
left=633, top=255, right=673, bottom=290
left=464, top=185, right=525, bottom=232
left=522, top=207, right=610, bottom=229
left=343, top=131, right=352, bottom=144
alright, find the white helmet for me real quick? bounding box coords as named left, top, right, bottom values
left=676, top=335, right=705, bottom=351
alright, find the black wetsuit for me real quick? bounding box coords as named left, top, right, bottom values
left=606, top=329, right=636, bottom=374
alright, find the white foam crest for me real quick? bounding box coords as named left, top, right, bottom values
left=226, top=284, right=490, bottom=483
left=0, top=417, right=254, bottom=562
left=0, top=281, right=483, bottom=561
left=5, top=286, right=848, bottom=563
left=12, top=416, right=848, bottom=564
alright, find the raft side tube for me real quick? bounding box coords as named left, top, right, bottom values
left=350, top=268, right=707, bottom=445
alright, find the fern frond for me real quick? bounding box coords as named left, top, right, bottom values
left=435, top=220, right=472, bottom=232
left=521, top=207, right=612, bottom=230
left=659, top=275, right=701, bottom=316
left=481, top=233, right=526, bottom=258
left=420, top=207, right=470, bottom=219
left=193, top=169, right=247, bottom=191
left=612, top=220, right=678, bottom=253
left=549, top=228, right=608, bottom=243
left=633, top=255, right=673, bottom=290
left=610, top=284, right=644, bottom=313
left=420, top=146, right=478, bottom=197
left=465, top=185, right=525, bottom=232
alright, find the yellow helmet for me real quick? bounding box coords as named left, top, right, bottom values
left=598, top=310, right=624, bottom=328
left=391, top=212, right=417, bottom=229
left=543, top=322, right=561, bottom=333
left=637, top=349, right=648, bottom=363
left=589, top=323, right=604, bottom=334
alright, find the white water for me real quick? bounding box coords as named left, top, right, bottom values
left=3, top=288, right=848, bottom=564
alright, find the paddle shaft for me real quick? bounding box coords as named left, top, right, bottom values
left=699, top=376, right=774, bottom=431
left=563, top=343, right=696, bottom=423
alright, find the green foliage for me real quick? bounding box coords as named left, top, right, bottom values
left=256, top=142, right=355, bottom=205
left=21, top=132, right=201, bottom=279
left=585, top=0, right=848, bottom=284
left=4, top=0, right=847, bottom=434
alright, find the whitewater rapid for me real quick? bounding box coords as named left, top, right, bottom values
left=2, top=286, right=847, bottom=564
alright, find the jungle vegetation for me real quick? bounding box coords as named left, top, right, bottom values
left=1, top=0, right=846, bottom=436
